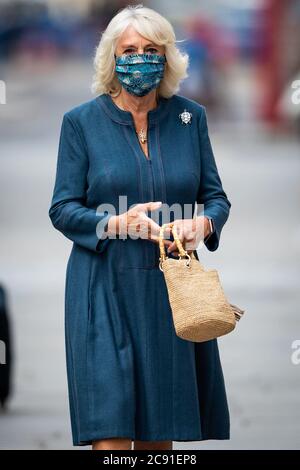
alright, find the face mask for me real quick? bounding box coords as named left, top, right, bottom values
left=114, top=52, right=167, bottom=97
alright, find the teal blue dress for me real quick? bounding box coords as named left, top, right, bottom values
left=49, top=92, right=231, bottom=446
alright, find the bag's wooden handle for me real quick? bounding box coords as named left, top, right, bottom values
left=159, top=223, right=192, bottom=270
left=158, top=223, right=170, bottom=263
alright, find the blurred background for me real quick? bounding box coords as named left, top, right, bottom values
left=0, top=0, right=300, bottom=450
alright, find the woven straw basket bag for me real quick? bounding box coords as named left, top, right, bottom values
left=159, top=222, right=244, bottom=342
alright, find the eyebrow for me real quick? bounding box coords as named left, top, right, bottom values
left=121, top=43, right=157, bottom=49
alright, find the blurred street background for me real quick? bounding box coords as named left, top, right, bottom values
left=0, top=0, right=300, bottom=450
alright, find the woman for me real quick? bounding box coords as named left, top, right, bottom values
left=49, top=5, right=231, bottom=451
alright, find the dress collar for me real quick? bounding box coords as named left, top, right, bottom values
left=97, top=92, right=171, bottom=126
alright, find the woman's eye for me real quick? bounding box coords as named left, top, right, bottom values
left=145, top=48, right=158, bottom=54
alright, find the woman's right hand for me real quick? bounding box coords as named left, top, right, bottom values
left=107, top=201, right=172, bottom=248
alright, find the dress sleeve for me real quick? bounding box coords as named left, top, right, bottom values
left=196, top=106, right=231, bottom=252
left=48, top=113, right=114, bottom=253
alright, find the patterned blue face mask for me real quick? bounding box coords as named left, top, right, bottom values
left=114, top=52, right=167, bottom=97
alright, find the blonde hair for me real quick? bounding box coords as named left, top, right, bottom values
left=91, top=4, right=189, bottom=98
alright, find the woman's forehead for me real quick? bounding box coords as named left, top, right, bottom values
left=117, top=26, right=156, bottom=47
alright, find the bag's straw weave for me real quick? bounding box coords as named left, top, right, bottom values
left=159, top=222, right=244, bottom=342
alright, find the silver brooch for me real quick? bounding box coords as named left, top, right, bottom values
left=179, top=109, right=192, bottom=124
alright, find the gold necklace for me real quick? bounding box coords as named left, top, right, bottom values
left=137, top=128, right=147, bottom=144
left=117, top=95, right=158, bottom=144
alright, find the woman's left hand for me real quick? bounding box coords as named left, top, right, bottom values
left=166, top=216, right=211, bottom=257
